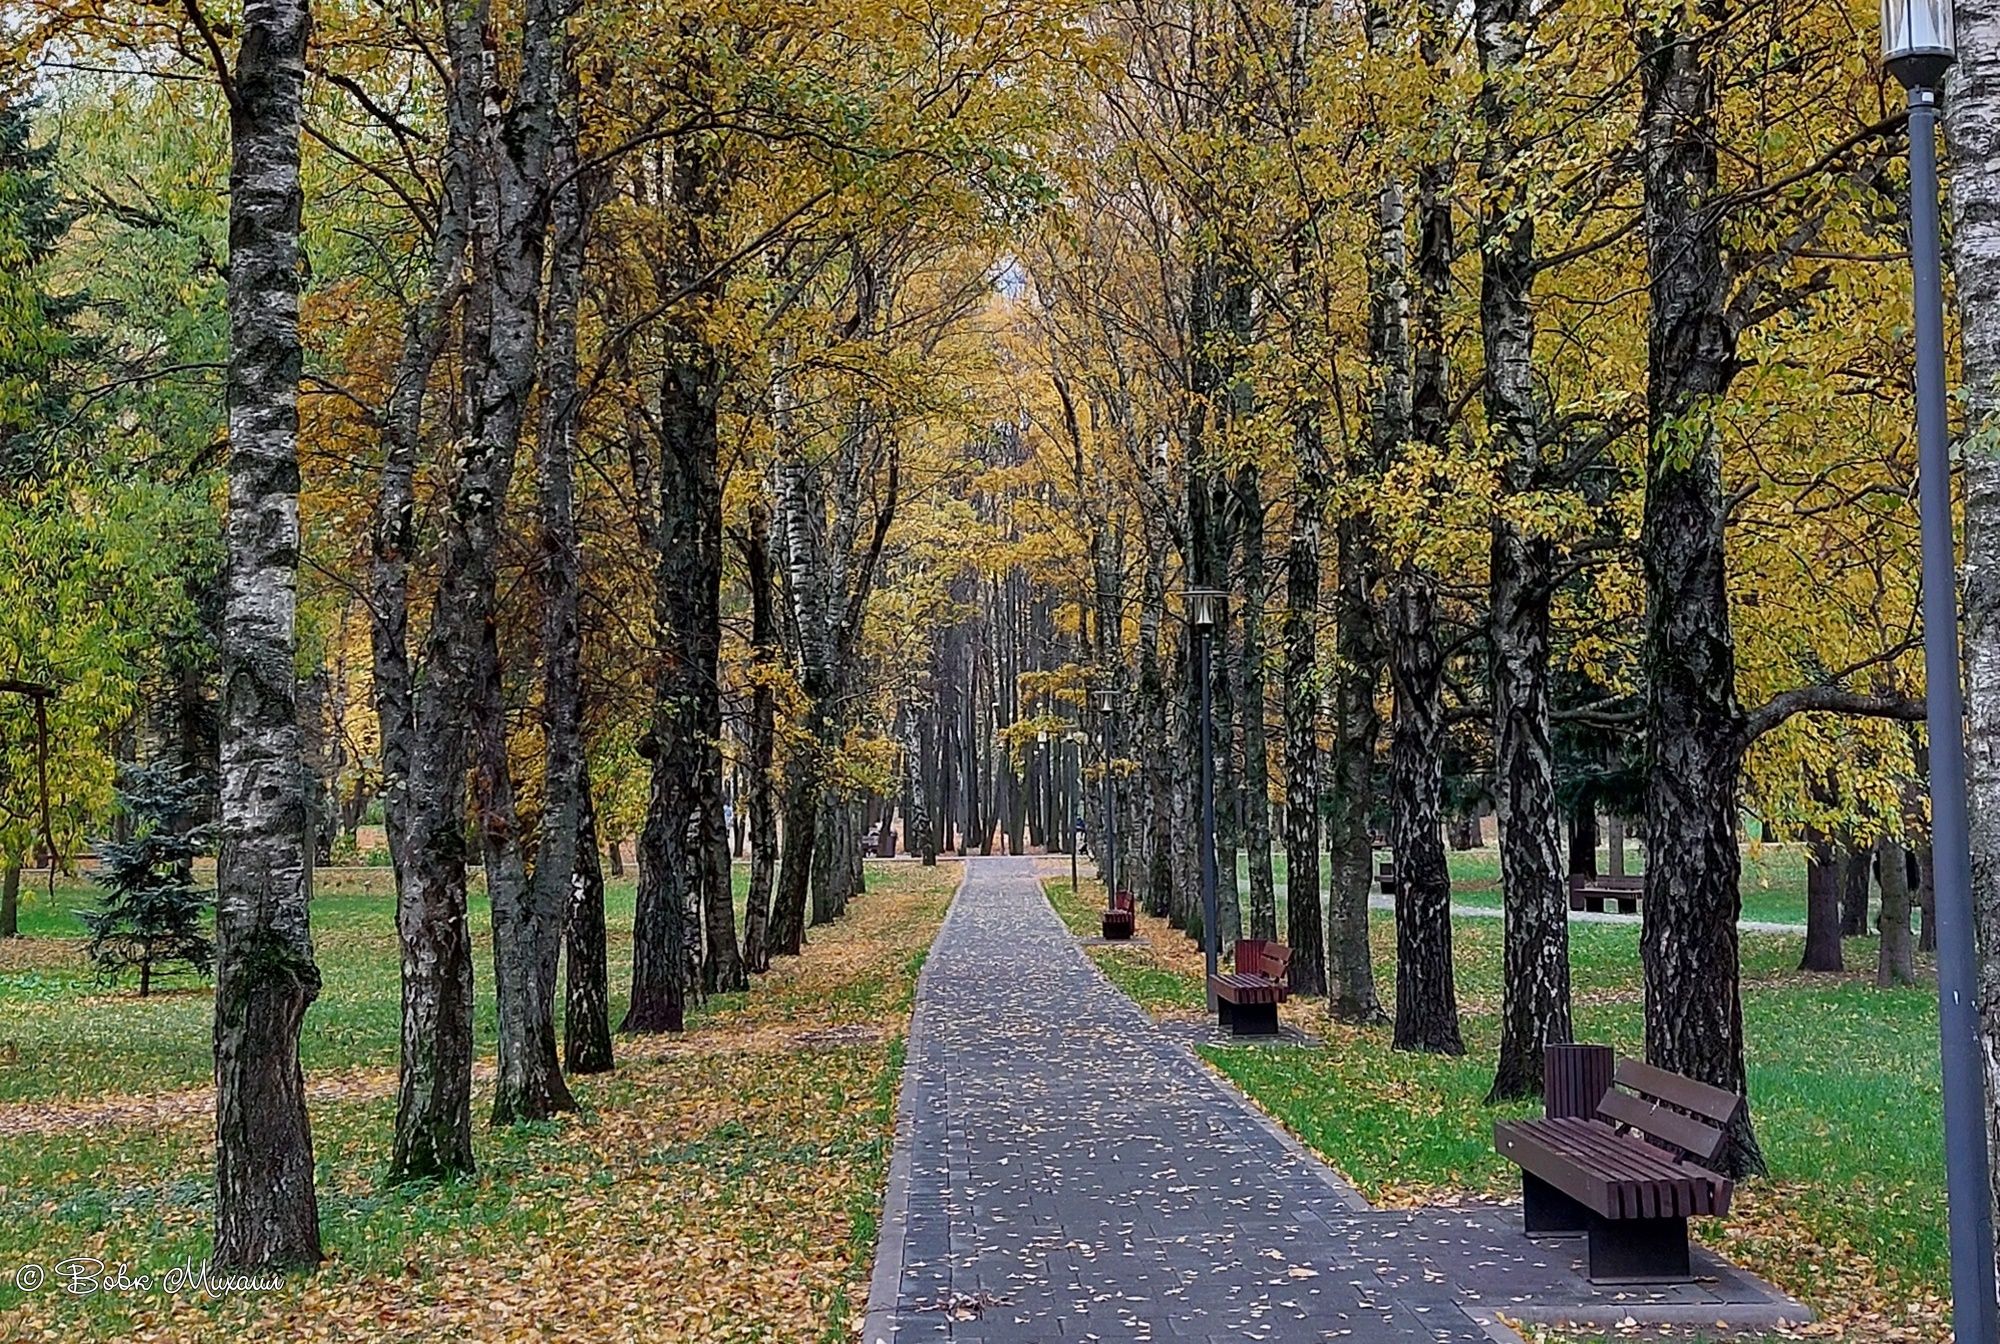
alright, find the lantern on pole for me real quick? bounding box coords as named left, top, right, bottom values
left=1879, top=6, right=1999, bottom=1339
left=1184, top=588, right=1226, bottom=1007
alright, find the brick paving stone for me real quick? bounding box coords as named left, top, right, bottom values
left=864, top=857, right=1512, bottom=1343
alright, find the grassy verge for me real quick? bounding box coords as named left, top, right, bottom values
left=0, top=860, right=955, bottom=1343
left=1044, top=873, right=1948, bottom=1342
left=1234, top=844, right=1824, bottom=928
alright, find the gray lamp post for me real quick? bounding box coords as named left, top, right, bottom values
left=1037, top=728, right=1052, bottom=860
left=1094, top=689, right=1123, bottom=904
left=1883, top=4, right=2000, bottom=1338
left=1186, top=588, right=1226, bottom=1010
left=1068, top=730, right=1086, bottom=896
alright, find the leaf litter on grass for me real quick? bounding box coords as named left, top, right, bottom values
left=0, top=862, right=957, bottom=1344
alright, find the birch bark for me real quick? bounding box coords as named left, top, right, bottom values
left=214, top=0, right=322, bottom=1269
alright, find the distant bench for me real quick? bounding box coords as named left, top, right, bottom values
left=1494, top=1051, right=1743, bottom=1283
left=1208, top=939, right=1290, bottom=1037
left=1568, top=873, right=1643, bottom=914
left=1101, top=890, right=1134, bottom=940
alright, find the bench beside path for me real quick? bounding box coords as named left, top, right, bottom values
left=864, top=855, right=1514, bottom=1344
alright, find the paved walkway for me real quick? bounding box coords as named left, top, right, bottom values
left=865, top=857, right=1510, bottom=1343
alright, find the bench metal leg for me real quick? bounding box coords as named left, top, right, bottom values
left=1521, top=1173, right=1588, bottom=1236
left=1584, top=1212, right=1691, bottom=1283
left=1226, top=1002, right=1279, bottom=1037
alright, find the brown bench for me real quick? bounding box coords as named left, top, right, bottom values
left=1569, top=873, right=1643, bottom=914
left=1494, top=1056, right=1743, bottom=1282
left=1208, top=939, right=1290, bottom=1037
left=1101, top=890, right=1134, bottom=940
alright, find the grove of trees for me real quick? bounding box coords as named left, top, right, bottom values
left=8, top=0, right=2000, bottom=1285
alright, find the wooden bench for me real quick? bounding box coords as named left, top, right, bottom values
left=1569, top=873, right=1643, bottom=914
left=1101, top=890, right=1135, bottom=940
left=1494, top=1056, right=1743, bottom=1283
left=1208, top=939, right=1290, bottom=1037
left=1375, top=855, right=1396, bottom=896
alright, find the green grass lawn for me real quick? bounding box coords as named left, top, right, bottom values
left=1234, top=842, right=1826, bottom=927
left=0, top=860, right=945, bottom=1343
left=1046, top=874, right=1948, bottom=1341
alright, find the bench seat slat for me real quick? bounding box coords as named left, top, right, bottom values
left=1209, top=973, right=1285, bottom=1005
left=1497, top=1116, right=1732, bottom=1221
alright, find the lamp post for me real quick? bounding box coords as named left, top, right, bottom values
left=1094, top=689, right=1122, bottom=905
left=1883, top=5, right=2000, bottom=1338
left=1067, top=731, right=1085, bottom=895
left=1037, top=728, right=1051, bottom=860
left=1186, top=588, right=1225, bottom=1010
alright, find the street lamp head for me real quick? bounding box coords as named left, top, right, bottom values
left=1036, top=729, right=1049, bottom=746
left=1092, top=688, right=1121, bottom=713
left=1184, top=587, right=1226, bottom=631
left=1883, top=0, right=1955, bottom=89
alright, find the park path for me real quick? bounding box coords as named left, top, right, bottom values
left=864, top=856, right=1510, bottom=1344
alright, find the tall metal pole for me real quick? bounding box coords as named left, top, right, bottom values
left=1907, top=82, right=2000, bottom=1342
left=1070, top=737, right=1080, bottom=896
left=1103, top=706, right=1119, bottom=901
left=1199, top=626, right=1219, bottom=1009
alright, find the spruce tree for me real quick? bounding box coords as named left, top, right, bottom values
left=0, top=96, right=82, bottom=483
left=81, top=763, right=215, bottom=996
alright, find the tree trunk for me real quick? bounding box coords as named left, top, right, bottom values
left=1801, top=831, right=1845, bottom=972
left=772, top=736, right=820, bottom=956
left=902, top=707, right=931, bottom=870
left=1327, top=515, right=1386, bottom=1024
left=1917, top=839, right=1937, bottom=953
left=741, top=502, right=779, bottom=972
left=1840, top=843, right=1872, bottom=935
left=478, top=623, right=574, bottom=1124
left=1140, top=504, right=1174, bottom=920
left=811, top=793, right=846, bottom=925
left=1237, top=466, right=1276, bottom=940
left=1387, top=22, right=1460, bottom=1053
left=213, top=0, right=322, bottom=1267
left=1389, top=575, right=1462, bottom=1053
left=1634, top=4, right=1763, bottom=1176
left=494, top=76, right=591, bottom=1122
left=1567, top=802, right=1598, bottom=877
left=0, top=864, right=18, bottom=937
left=564, top=774, right=613, bottom=1074
left=1479, top=0, right=1570, bottom=1103
left=1606, top=816, right=1626, bottom=875
left=1281, top=420, right=1326, bottom=996
left=393, top=0, right=559, bottom=1179
left=628, top=97, right=731, bottom=1022
left=369, top=2, right=477, bottom=878
left=1948, top=0, right=2000, bottom=1253
left=627, top=733, right=689, bottom=1032
left=702, top=782, right=737, bottom=991
left=769, top=732, right=820, bottom=957
left=1877, top=837, right=1916, bottom=987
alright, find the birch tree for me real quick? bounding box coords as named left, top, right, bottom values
left=213, top=0, right=322, bottom=1271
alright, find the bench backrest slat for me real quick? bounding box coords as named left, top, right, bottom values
left=1110, top=891, right=1134, bottom=913
left=1233, top=939, right=1291, bottom=983
left=1595, top=1089, right=1728, bottom=1164
left=1614, top=1059, right=1743, bottom=1127
left=1567, top=873, right=1645, bottom=894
